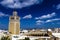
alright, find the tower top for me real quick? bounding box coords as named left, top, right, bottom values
left=13, top=11, right=17, bottom=16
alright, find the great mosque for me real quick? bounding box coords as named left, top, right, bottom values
left=8, top=11, right=59, bottom=40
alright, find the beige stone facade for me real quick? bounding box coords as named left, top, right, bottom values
left=8, top=11, right=20, bottom=35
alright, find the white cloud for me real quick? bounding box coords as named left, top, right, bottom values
left=0, top=12, right=9, bottom=17
left=36, top=18, right=60, bottom=25
left=56, top=4, right=60, bottom=9
left=35, top=17, right=40, bottom=19
left=46, top=20, right=51, bottom=23
left=36, top=20, right=44, bottom=25
left=36, top=20, right=44, bottom=23
left=0, top=0, right=43, bottom=8
left=46, top=18, right=60, bottom=23
left=23, top=14, right=32, bottom=19
left=35, top=12, right=56, bottom=19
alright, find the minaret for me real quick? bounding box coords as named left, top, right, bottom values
left=8, top=11, right=20, bottom=35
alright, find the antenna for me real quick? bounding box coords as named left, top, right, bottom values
left=13, top=3, right=17, bottom=16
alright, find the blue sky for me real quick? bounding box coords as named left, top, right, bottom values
left=0, top=0, right=60, bottom=30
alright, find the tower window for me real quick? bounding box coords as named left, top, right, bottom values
left=11, top=17, right=14, bottom=19
left=16, top=18, right=19, bottom=19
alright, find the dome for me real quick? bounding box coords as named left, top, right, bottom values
left=48, top=29, right=52, bottom=31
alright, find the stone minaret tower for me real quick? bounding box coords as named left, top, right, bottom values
left=8, top=11, right=20, bottom=35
